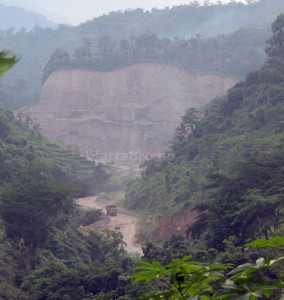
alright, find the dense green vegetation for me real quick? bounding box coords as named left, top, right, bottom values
left=125, top=14, right=284, bottom=250
left=0, top=108, right=110, bottom=196
left=1, top=0, right=284, bottom=109
left=77, top=0, right=284, bottom=39
left=133, top=238, right=284, bottom=299
left=124, top=15, right=284, bottom=299
left=0, top=7, right=284, bottom=300
left=0, top=75, right=129, bottom=297
left=42, top=26, right=268, bottom=83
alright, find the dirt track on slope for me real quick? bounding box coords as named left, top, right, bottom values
left=77, top=195, right=142, bottom=255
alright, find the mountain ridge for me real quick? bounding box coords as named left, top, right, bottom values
left=0, top=3, right=57, bottom=30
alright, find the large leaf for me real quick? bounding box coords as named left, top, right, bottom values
left=246, top=237, right=284, bottom=248
left=0, top=51, right=17, bottom=77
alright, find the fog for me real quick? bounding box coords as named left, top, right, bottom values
left=0, top=0, right=247, bottom=24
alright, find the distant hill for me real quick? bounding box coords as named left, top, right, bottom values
left=0, top=0, right=283, bottom=110
left=0, top=3, right=57, bottom=30
left=79, top=0, right=284, bottom=39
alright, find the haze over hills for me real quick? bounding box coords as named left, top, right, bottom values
left=0, top=0, right=67, bottom=24
left=0, top=0, right=283, bottom=111
left=0, top=0, right=247, bottom=25
left=0, top=3, right=58, bottom=30
left=0, top=1, right=283, bottom=298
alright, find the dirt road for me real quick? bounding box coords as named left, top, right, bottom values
left=77, top=195, right=143, bottom=255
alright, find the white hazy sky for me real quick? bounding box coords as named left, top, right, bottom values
left=0, top=0, right=247, bottom=25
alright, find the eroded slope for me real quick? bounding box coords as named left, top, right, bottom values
left=23, top=63, right=236, bottom=167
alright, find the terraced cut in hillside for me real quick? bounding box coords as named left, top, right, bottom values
left=22, top=63, right=236, bottom=169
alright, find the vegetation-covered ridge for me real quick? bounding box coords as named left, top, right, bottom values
left=125, top=14, right=284, bottom=247
left=0, top=108, right=110, bottom=196
left=42, top=26, right=267, bottom=83
left=1, top=0, right=284, bottom=109
left=0, top=53, right=143, bottom=299
left=0, top=92, right=136, bottom=298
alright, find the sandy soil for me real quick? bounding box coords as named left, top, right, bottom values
left=77, top=195, right=143, bottom=255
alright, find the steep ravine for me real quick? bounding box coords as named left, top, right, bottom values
left=21, top=63, right=236, bottom=170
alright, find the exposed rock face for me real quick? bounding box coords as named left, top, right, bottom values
left=151, top=208, right=198, bottom=240
left=22, top=63, right=235, bottom=167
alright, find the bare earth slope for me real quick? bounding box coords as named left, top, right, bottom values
left=22, top=63, right=236, bottom=167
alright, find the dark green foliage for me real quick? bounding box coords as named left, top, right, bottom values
left=42, top=27, right=268, bottom=83
left=247, top=236, right=284, bottom=248
left=0, top=108, right=110, bottom=195
left=221, top=86, right=244, bottom=116
left=1, top=162, right=75, bottom=271
left=0, top=46, right=136, bottom=299
left=21, top=260, right=85, bottom=300
left=174, top=108, right=201, bottom=143
left=142, top=236, right=190, bottom=265
left=41, top=47, right=70, bottom=83
left=132, top=253, right=284, bottom=299
left=0, top=247, right=28, bottom=299
left=0, top=50, right=17, bottom=77
left=21, top=227, right=140, bottom=300
left=76, top=208, right=103, bottom=227
left=126, top=17, right=284, bottom=248
left=187, top=147, right=284, bottom=249
left=266, top=13, right=284, bottom=58
left=0, top=105, right=109, bottom=292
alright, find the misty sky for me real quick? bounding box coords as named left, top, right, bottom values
left=0, top=0, right=247, bottom=25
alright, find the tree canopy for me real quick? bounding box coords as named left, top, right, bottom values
left=266, top=13, right=284, bottom=57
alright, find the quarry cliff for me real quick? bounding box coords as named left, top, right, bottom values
left=22, top=63, right=236, bottom=168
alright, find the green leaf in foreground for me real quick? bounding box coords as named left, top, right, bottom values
left=0, top=51, right=17, bottom=76
left=246, top=237, right=284, bottom=248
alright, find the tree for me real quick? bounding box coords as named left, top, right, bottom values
left=73, top=37, right=94, bottom=67
left=174, top=108, right=201, bottom=142
left=0, top=162, right=74, bottom=271
left=232, top=189, right=283, bottom=240
left=21, top=260, right=84, bottom=300
left=266, top=13, right=284, bottom=58
left=42, top=47, right=70, bottom=83
left=187, top=145, right=284, bottom=250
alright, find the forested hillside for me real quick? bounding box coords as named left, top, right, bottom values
left=0, top=112, right=139, bottom=297
left=0, top=9, right=283, bottom=300
left=1, top=0, right=284, bottom=109
left=42, top=26, right=268, bottom=83
left=0, top=90, right=147, bottom=299
left=0, top=65, right=129, bottom=297
left=125, top=14, right=284, bottom=248
left=0, top=108, right=110, bottom=196
left=77, top=0, right=284, bottom=39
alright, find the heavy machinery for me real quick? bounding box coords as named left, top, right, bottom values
left=106, top=205, right=118, bottom=216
